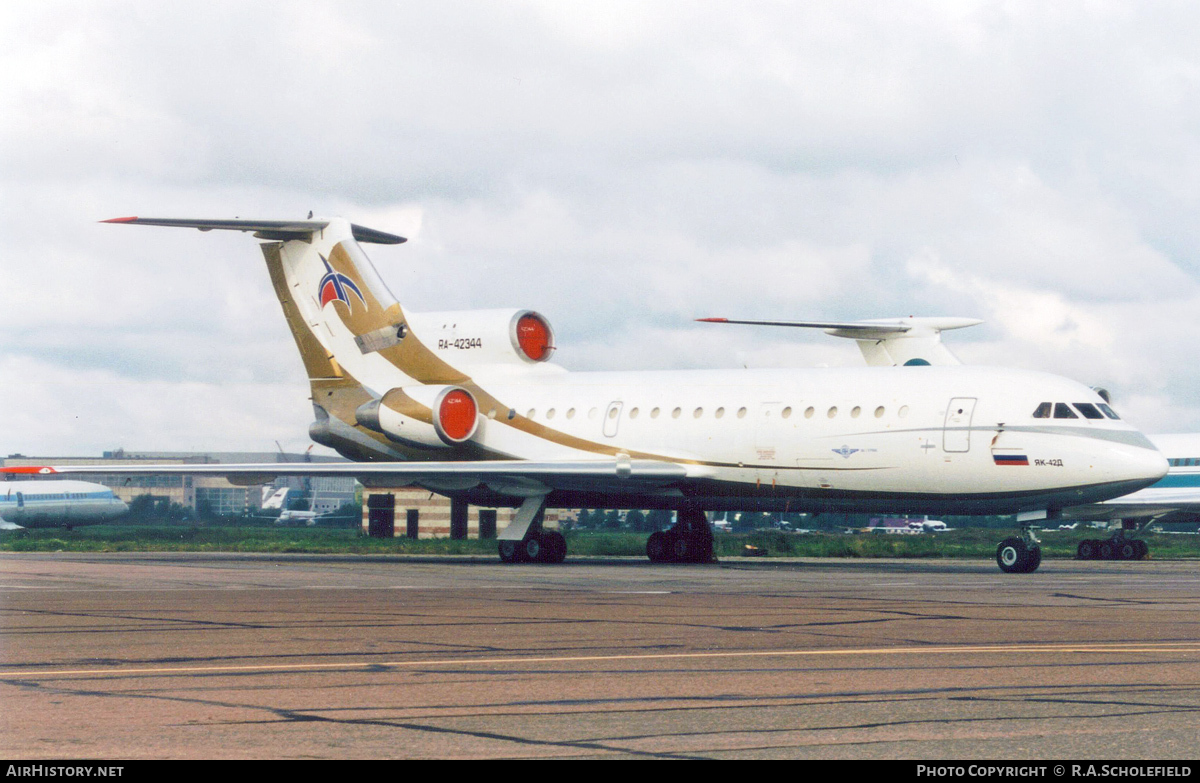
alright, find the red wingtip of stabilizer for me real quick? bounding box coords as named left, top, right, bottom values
left=100, top=216, right=139, bottom=223
left=695, top=317, right=728, bottom=322
left=2, top=466, right=57, bottom=475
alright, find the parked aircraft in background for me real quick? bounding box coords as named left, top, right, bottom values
left=1062, top=433, right=1200, bottom=559
left=0, top=480, right=128, bottom=529
left=1, top=216, right=1168, bottom=573
left=868, top=516, right=951, bottom=534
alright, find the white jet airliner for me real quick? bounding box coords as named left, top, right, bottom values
left=0, top=480, right=128, bottom=529
left=3, top=217, right=1168, bottom=573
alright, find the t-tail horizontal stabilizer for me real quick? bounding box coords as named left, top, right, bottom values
left=101, top=217, right=407, bottom=245
left=696, top=316, right=983, bottom=367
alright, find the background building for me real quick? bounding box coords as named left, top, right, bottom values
left=360, top=488, right=560, bottom=539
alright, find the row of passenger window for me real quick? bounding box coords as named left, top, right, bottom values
left=1169, top=458, right=1200, bottom=467
left=1031, top=402, right=1120, bottom=421
left=520, top=405, right=912, bottom=421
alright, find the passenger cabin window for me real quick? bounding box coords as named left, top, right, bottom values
left=1053, top=403, right=1078, bottom=419
left=1073, top=403, right=1105, bottom=420
left=1032, top=402, right=1052, bottom=418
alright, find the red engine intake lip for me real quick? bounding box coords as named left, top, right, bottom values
left=510, top=310, right=555, bottom=363
left=433, top=387, right=479, bottom=445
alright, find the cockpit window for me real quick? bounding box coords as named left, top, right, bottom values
left=1096, top=403, right=1120, bottom=420
left=1053, top=403, right=1078, bottom=419
left=1073, top=403, right=1105, bottom=420
left=1032, top=402, right=1052, bottom=419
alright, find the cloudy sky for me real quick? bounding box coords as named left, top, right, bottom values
left=4, top=1, right=1200, bottom=456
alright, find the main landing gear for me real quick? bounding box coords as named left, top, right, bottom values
left=498, top=530, right=567, bottom=564
left=646, top=508, right=715, bottom=564
left=996, top=525, right=1042, bottom=574
left=496, top=496, right=566, bottom=564
left=1076, top=520, right=1149, bottom=561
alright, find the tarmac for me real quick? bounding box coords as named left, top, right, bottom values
left=2, top=552, right=1200, bottom=759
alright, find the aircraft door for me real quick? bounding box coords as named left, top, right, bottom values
left=943, top=397, right=977, bottom=453
left=754, top=402, right=786, bottom=484
left=16, top=492, right=23, bottom=508
left=603, top=401, right=623, bottom=438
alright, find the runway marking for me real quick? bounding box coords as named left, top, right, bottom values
left=4, top=641, right=1200, bottom=679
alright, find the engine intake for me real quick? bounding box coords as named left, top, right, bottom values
left=356, top=385, right=480, bottom=448
left=404, top=308, right=555, bottom=367
left=433, top=387, right=479, bottom=444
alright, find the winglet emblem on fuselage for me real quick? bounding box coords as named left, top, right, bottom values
left=318, top=254, right=366, bottom=312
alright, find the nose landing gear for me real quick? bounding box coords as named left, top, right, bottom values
left=997, top=517, right=1044, bottom=573
left=997, top=535, right=1042, bottom=573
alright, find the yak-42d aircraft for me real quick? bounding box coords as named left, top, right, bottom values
left=3, top=216, right=1168, bottom=573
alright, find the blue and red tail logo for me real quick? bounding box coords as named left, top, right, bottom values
left=318, top=254, right=365, bottom=312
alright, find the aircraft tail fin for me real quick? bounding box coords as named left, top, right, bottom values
left=105, top=215, right=444, bottom=461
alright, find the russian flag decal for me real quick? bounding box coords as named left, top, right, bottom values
left=993, top=454, right=1029, bottom=466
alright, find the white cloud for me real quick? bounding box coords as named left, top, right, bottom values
left=4, top=1, right=1200, bottom=454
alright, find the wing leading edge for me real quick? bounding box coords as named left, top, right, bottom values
left=2, top=459, right=690, bottom=492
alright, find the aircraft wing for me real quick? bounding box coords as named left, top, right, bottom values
left=2, top=459, right=689, bottom=494
left=696, top=316, right=982, bottom=366
left=1060, top=487, right=1200, bottom=523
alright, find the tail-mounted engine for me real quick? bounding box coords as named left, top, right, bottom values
left=404, top=309, right=555, bottom=367
left=356, top=384, right=480, bottom=448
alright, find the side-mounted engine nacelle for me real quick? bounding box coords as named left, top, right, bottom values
left=356, top=384, right=480, bottom=449
left=404, top=308, right=555, bottom=367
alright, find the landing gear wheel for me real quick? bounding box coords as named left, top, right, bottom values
left=1099, top=540, right=1115, bottom=560
left=540, top=531, right=567, bottom=564
left=1024, top=546, right=1042, bottom=573
left=522, top=535, right=543, bottom=563
left=997, top=537, right=1030, bottom=573
left=1117, top=540, right=1138, bottom=560
left=646, top=531, right=672, bottom=563
left=672, top=535, right=692, bottom=562
left=1077, top=540, right=1097, bottom=560
left=498, top=540, right=520, bottom=564
left=1135, top=539, right=1149, bottom=560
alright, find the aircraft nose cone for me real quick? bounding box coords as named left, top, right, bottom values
left=1114, top=444, right=1168, bottom=488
